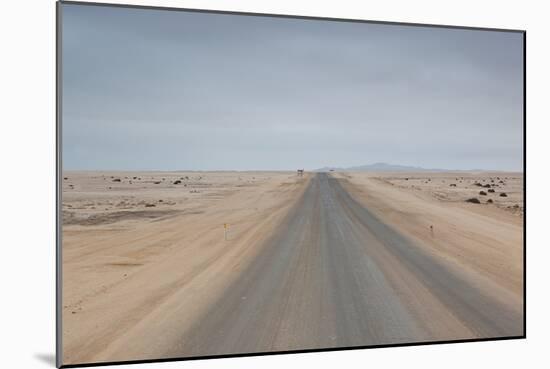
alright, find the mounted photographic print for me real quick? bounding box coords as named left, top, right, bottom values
left=57, top=1, right=525, bottom=367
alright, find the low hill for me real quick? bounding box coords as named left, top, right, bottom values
left=315, top=162, right=448, bottom=172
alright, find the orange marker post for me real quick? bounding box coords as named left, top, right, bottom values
left=224, top=223, right=229, bottom=241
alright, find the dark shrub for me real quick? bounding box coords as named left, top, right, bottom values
left=466, top=198, right=481, bottom=204
left=479, top=191, right=487, bottom=195
left=500, top=193, right=508, bottom=197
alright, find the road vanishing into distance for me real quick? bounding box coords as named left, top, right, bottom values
left=168, top=173, right=523, bottom=357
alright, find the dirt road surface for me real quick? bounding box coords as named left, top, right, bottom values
left=165, top=173, right=523, bottom=358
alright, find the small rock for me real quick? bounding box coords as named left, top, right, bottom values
left=465, top=198, right=481, bottom=204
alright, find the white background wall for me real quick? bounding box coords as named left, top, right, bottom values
left=0, top=0, right=547, bottom=368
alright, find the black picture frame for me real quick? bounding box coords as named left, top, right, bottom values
left=56, top=1, right=526, bottom=367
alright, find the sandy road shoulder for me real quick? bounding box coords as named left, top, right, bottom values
left=331, top=172, right=523, bottom=301
left=62, top=172, right=311, bottom=364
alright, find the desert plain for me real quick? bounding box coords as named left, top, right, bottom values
left=61, top=170, right=524, bottom=364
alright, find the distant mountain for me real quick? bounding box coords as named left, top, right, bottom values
left=314, top=162, right=447, bottom=172
left=348, top=162, right=447, bottom=172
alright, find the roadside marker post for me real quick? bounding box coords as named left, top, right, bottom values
left=224, top=223, right=229, bottom=241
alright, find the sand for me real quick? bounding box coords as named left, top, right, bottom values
left=61, top=170, right=523, bottom=365
left=61, top=171, right=309, bottom=364
left=362, top=172, right=523, bottom=215
left=333, top=171, right=524, bottom=297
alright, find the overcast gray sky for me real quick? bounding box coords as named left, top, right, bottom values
left=62, top=4, right=524, bottom=171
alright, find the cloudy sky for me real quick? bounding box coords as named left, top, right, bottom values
left=62, top=4, right=524, bottom=171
